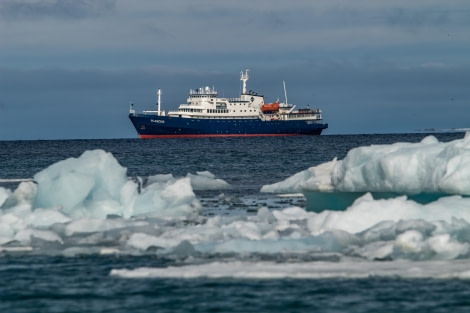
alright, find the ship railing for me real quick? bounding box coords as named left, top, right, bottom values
left=143, top=110, right=166, bottom=116
left=284, top=113, right=322, bottom=120
left=228, top=98, right=249, bottom=103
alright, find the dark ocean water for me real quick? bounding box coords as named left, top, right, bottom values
left=1, top=133, right=470, bottom=312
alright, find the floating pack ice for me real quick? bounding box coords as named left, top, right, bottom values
left=262, top=134, right=470, bottom=211
left=4, top=144, right=470, bottom=267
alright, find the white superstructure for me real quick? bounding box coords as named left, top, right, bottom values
left=140, top=69, right=323, bottom=122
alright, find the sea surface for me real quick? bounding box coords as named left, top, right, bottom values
left=1, top=133, right=470, bottom=312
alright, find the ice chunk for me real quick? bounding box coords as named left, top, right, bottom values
left=147, top=171, right=231, bottom=191
left=186, top=171, right=231, bottom=190
left=133, top=177, right=201, bottom=218
left=24, top=208, right=72, bottom=228
left=31, top=151, right=93, bottom=215
left=127, top=232, right=179, bottom=251
left=393, top=231, right=469, bottom=260
left=261, top=159, right=337, bottom=193
left=331, top=136, right=449, bottom=194
left=31, top=149, right=201, bottom=219
left=33, top=150, right=127, bottom=215
left=425, top=233, right=469, bottom=260
left=262, top=134, right=470, bottom=211
left=0, top=187, right=11, bottom=207
left=1, top=182, right=36, bottom=209
left=64, top=218, right=126, bottom=236
left=14, top=228, right=63, bottom=245
left=170, top=240, right=197, bottom=258
left=307, top=194, right=470, bottom=235
left=357, top=241, right=394, bottom=261
left=0, top=222, right=15, bottom=245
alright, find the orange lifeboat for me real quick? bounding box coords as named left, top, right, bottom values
left=261, top=101, right=280, bottom=113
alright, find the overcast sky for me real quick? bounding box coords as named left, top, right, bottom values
left=1, top=0, right=469, bottom=140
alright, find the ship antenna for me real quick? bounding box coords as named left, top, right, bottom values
left=129, top=101, right=135, bottom=114
left=283, top=81, right=288, bottom=105
left=157, top=88, right=161, bottom=116
left=240, top=69, right=249, bottom=94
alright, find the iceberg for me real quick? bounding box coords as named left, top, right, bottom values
left=0, top=149, right=202, bottom=248
left=31, top=149, right=201, bottom=219
left=262, top=134, right=470, bottom=211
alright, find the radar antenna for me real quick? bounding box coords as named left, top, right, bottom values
left=240, top=69, right=250, bottom=94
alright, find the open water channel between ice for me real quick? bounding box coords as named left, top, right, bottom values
left=2, top=134, right=470, bottom=312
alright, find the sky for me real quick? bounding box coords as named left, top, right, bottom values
left=0, top=0, right=469, bottom=140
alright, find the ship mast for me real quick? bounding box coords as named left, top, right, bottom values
left=240, top=69, right=249, bottom=94
left=283, top=81, right=288, bottom=105
left=157, top=88, right=161, bottom=116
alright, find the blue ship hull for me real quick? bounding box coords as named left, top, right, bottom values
left=129, top=114, right=328, bottom=138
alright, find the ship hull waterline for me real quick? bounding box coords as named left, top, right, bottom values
left=129, top=114, right=328, bottom=138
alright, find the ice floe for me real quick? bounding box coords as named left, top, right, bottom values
left=262, top=134, right=470, bottom=210
left=110, top=259, right=470, bottom=279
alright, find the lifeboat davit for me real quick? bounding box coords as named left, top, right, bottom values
left=261, top=101, right=280, bottom=113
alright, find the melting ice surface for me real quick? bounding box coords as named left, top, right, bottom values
left=3, top=136, right=470, bottom=280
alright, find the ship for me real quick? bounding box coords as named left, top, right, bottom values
left=128, top=70, right=328, bottom=138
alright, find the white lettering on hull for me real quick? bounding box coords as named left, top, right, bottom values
left=151, top=119, right=165, bottom=124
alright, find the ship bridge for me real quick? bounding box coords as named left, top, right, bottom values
left=169, top=69, right=266, bottom=118
left=189, top=86, right=217, bottom=98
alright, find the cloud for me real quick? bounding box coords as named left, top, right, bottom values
left=0, top=0, right=116, bottom=20
left=1, top=0, right=469, bottom=62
